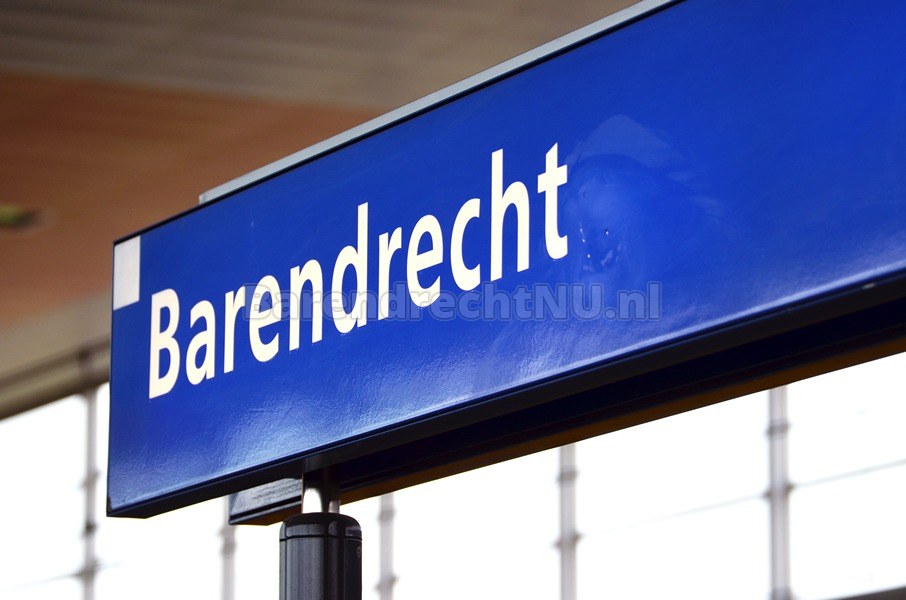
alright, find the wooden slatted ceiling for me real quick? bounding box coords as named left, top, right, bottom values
left=0, top=0, right=633, bottom=109
left=0, top=71, right=376, bottom=328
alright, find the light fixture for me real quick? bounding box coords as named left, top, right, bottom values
left=0, top=204, right=40, bottom=231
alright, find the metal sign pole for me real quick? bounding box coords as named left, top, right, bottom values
left=280, top=471, right=362, bottom=600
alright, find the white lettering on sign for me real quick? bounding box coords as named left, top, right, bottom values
left=147, top=144, right=569, bottom=399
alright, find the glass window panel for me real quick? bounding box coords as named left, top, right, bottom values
left=341, top=496, right=381, bottom=600
left=94, top=384, right=111, bottom=533
left=97, top=554, right=220, bottom=600
left=0, top=576, right=82, bottom=600
left=95, top=384, right=111, bottom=526
left=790, top=464, right=906, bottom=600
left=96, top=383, right=110, bottom=469
left=787, top=353, right=906, bottom=484
left=394, top=449, right=559, bottom=600
left=0, top=396, right=86, bottom=587
left=234, top=521, right=280, bottom=600
left=578, top=498, right=769, bottom=600
left=94, top=488, right=222, bottom=600
left=578, top=392, right=768, bottom=532
left=95, top=495, right=222, bottom=573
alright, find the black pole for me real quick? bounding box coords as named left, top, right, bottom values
left=280, top=472, right=362, bottom=600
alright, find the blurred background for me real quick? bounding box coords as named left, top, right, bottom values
left=0, top=1, right=904, bottom=599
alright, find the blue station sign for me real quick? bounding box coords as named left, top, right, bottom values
left=109, top=0, right=906, bottom=517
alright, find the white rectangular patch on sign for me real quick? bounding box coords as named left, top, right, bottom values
left=113, top=236, right=141, bottom=310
